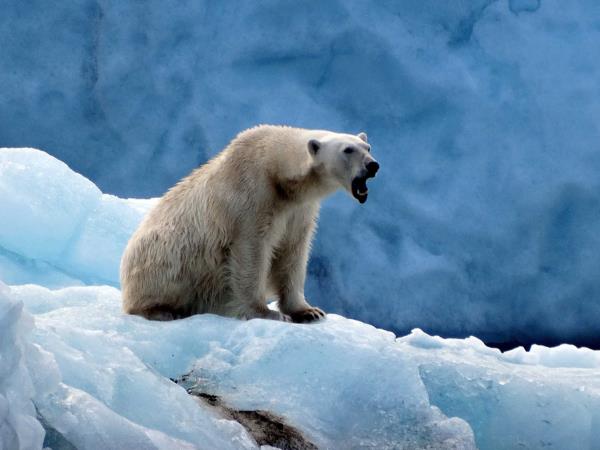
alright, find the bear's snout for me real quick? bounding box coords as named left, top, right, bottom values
left=366, top=161, right=379, bottom=178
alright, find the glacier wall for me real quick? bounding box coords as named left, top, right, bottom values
left=2, top=1, right=600, bottom=347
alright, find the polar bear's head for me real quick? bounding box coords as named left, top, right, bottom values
left=308, top=131, right=379, bottom=203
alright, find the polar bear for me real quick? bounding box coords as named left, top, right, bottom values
left=120, top=125, right=379, bottom=323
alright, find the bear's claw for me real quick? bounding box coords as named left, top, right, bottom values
left=290, top=307, right=326, bottom=323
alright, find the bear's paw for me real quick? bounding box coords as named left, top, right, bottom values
left=290, top=307, right=326, bottom=324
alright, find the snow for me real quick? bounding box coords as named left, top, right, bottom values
left=2, top=1, right=600, bottom=347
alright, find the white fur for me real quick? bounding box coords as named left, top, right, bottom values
left=120, top=125, right=374, bottom=322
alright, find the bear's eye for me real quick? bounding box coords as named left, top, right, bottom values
left=343, top=147, right=354, bottom=154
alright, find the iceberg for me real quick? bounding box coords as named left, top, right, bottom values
left=1, top=147, right=600, bottom=449
left=8, top=284, right=475, bottom=449
left=4, top=281, right=600, bottom=449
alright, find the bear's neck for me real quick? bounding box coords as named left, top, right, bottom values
left=272, top=165, right=334, bottom=204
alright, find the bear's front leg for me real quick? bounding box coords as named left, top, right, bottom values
left=270, top=207, right=326, bottom=324
left=228, top=230, right=290, bottom=322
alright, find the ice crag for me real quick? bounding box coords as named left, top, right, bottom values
left=400, top=330, right=600, bottom=449
left=4, top=283, right=600, bottom=449
left=2, top=147, right=600, bottom=449
left=0, top=148, right=155, bottom=287
left=9, top=284, right=475, bottom=449
left=0, top=282, right=45, bottom=450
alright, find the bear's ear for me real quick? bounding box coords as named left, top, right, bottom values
left=358, top=132, right=368, bottom=143
left=308, top=139, right=321, bottom=156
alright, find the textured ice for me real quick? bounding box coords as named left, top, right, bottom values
left=2, top=2, right=600, bottom=347
left=0, top=148, right=155, bottom=287
left=4, top=281, right=600, bottom=449
left=6, top=284, right=262, bottom=450
left=5, top=284, right=475, bottom=449
left=0, top=281, right=45, bottom=450
left=399, top=330, right=600, bottom=449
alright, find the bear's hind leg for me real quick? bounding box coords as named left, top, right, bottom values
left=258, top=306, right=291, bottom=322
left=134, top=305, right=187, bottom=321
left=226, top=300, right=291, bottom=322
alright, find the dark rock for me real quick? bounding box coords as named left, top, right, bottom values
left=172, top=376, right=318, bottom=450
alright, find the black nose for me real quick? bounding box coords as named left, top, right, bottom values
left=366, top=161, right=380, bottom=177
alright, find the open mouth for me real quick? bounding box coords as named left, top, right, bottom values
left=351, top=176, right=369, bottom=204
